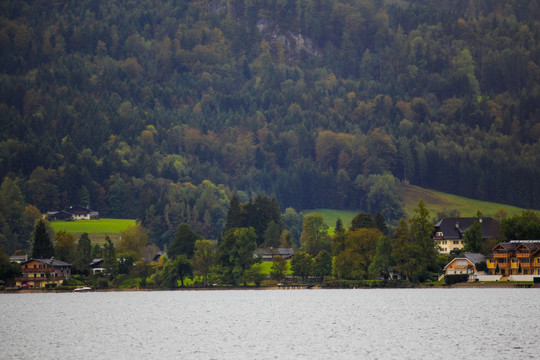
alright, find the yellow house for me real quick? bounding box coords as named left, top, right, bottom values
left=15, top=258, right=72, bottom=288
left=486, top=241, right=540, bottom=276
left=433, top=217, right=501, bottom=254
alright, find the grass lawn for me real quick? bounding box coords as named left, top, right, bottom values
left=403, top=184, right=531, bottom=219
left=302, top=208, right=359, bottom=232
left=258, top=260, right=293, bottom=276
left=301, top=184, right=533, bottom=233
left=50, top=218, right=136, bottom=243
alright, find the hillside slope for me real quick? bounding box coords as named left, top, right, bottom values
left=403, top=185, right=530, bottom=219
left=1, top=0, right=539, bottom=244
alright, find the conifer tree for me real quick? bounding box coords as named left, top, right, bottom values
left=225, top=194, right=244, bottom=231
left=31, top=220, right=54, bottom=259
left=103, top=236, right=118, bottom=278
left=375, top=212, right=388, bottom=235
left=408, top=200, right=437, bottom=277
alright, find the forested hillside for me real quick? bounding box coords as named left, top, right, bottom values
left=1, top=0, right=539, bottom=244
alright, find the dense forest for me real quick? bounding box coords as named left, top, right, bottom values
left=1, top=0, right=539, bottom=246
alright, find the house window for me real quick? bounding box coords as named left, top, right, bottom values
left=512, top=258, right=517, bottom=263
left=453, top=241, right=459, bottom=244
left=41, top=274, right=44, bottom=277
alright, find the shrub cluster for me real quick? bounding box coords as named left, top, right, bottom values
left=444, top=274, right=469, bottom=285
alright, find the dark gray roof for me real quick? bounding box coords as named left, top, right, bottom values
left=10, top=255, right=29, bottom=263
left=462, top=252, right=486, bottom=264
left=444, top=252, right=486, bottom=270
left=90, top=258, right=104, bottom=267
left=22, top=258, right=72, bottom=267
left=253, top=248, right=294, bottom=256
left=434, top=217, right=501, bottom=239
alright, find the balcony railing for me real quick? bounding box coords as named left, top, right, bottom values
left=493, top=253, right=510, bottom=258
left=21, top=268, right=55, bottom=273
left=516, top=252, right=530, bottom=258
left=15, top=276, right=66, bottom=282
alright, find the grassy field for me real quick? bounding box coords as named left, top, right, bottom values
left=50, top=218, right=136, bottom=243
left=302, top=208, right=359, bottom=233
left=258, top=260, right=293, bottom=276
left=303, top=185, right=533, bottom=232
left=403, top=184, right=530, bottom=219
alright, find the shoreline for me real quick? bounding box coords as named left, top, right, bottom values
left=3, top=282, right=538, bottom=294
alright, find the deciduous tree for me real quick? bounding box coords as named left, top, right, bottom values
left=117, top=223, right=148, bottom=259
left=270, top=255, right=288, bottom=282
left=218, top=227, right=258, bottom=285
left=291, top=252, right=312, bottom=282
left=75, top=233, right=92, bottom=275
left=300, top=214, right=330, bottom=256
left=168, top=223, right=201, bottom=259
left=313, top=250, right=332, bottom=278
left=193, top=239, right=215, bottom=285
left=463, top=220, right=483, bottom=253
left=54, top=230, right=77, bottom=263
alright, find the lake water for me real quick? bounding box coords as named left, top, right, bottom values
left=1, top=289, right=539, bottom=359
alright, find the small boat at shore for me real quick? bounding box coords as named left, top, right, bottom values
left=73, top=286, right=93, bottom=292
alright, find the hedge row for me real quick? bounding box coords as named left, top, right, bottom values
left=444, top=274, right=469, bottom=285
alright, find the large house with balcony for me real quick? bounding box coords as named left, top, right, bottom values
left=15, top=258, right=72, bottom=288
left=433, top=217, right=501, bottom=254
left=486, top=240, right=540, bottom=276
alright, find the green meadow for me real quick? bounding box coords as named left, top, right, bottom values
left=303, top=185, right=534, bottom=234
left=50, top=218, right=136, bottom=243
left=302, top=209, right=359, bottom=233
left=403, top=185, right=531, bottom=219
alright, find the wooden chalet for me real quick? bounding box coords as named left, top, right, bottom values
left=486, top=240, right=540, bottom=276
left=433, top=217, right=501, bottom=254
left=443, top=252, right=486, bottom=276
left=15, top=258, right=72, bottom=288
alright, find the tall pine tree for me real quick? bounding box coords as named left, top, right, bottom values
left=225, top=193, right=244, bottom=231
left=31, top=220, right=54, bottom=259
